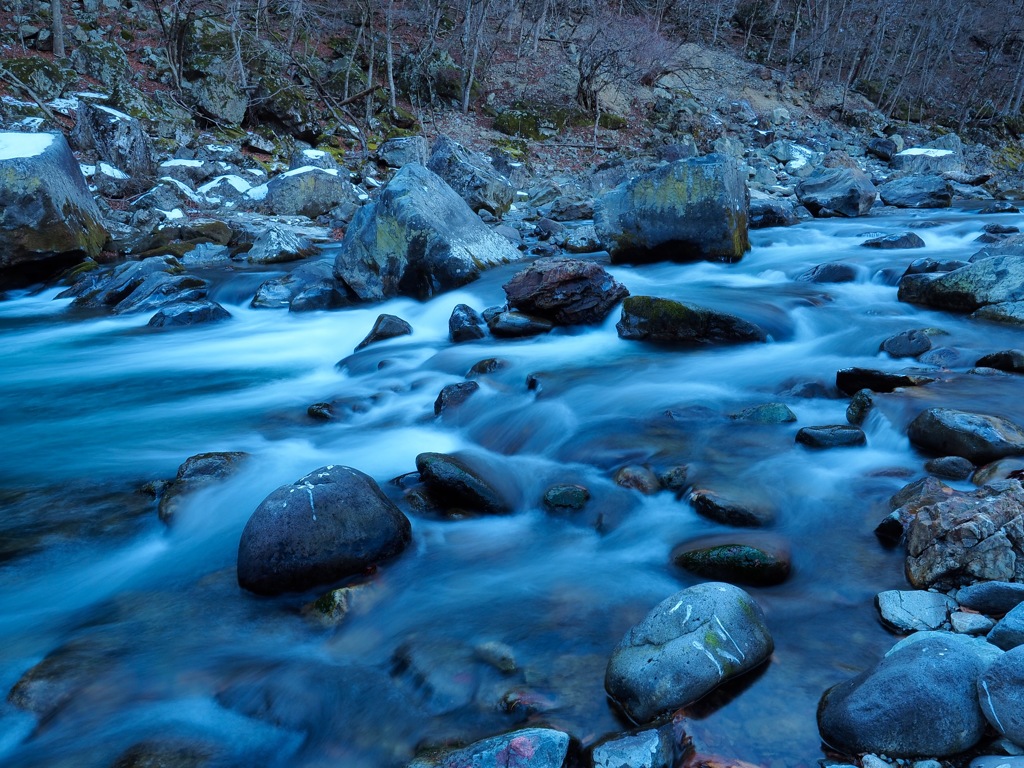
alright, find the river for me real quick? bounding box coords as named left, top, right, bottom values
left=1, top=205, right=1022, bottom=767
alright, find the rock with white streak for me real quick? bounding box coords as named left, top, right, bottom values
left=604, top=582, right=773, bottom=723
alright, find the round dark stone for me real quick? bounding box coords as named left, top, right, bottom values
left=542, top=484, right=591, bottom=512
left=796, top=424, right=867, bottom=448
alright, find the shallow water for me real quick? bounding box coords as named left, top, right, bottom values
left=1, top=206, right=1023, bottom=767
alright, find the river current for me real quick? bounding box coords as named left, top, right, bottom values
left=2, top=206, right=1023, bottom=767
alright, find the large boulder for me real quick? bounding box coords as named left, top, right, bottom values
left=594, top=154, right=749, bottom=263
left=426, top=135, right=514, bottom=216
left=616, top=296, right=767, bottom=345
left=795, top=167, right=877, bottom=217
left=74, top=101, right=155, bottom=182
left=502, top=257, right=629, bottom=325
left=818, top=632, right=996, bottom=757
left=604, top=582, right=773, bottom=723
left=879, top=175, right=953, bottom=208
left=0, top=132, right=108, bottom=284
left=892, top=147, right=963, bottom=175
left=251, top=166, right=363, bottom=219
left=907, top=408, right=1024, bottom=463
left=906, top=254, right=1024, bottom=312
left=333, top=163, right=521, bottom=302
left=236, top=465, right=412, bottom=595
left=899, top=479, right=1024, bottom=589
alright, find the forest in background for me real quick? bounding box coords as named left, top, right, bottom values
left=10, top=0, right=1024, bottom=140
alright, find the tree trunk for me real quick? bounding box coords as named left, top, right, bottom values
left=51, top=0, right=65, bottom=58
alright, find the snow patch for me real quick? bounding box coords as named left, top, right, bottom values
left=245, top=183, right=269, bottom=202
left=160, top=159, right=205, bottom=168
left=0, top=132, right=54, bottom=161
left=96, top=104, right=133, bottom=122
left=302, top=149, right=327, bottom=159
left=198, top=175, right=252, bottom=195
left=98, top=162, right=129, bottom=180
left=157, top=208, right=186, bottom=221
left=898, top=148, right=954, bottom=157
left=279, top=165, right=340, bottom=179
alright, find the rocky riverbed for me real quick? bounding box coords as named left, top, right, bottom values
left=3, top=91, right=1024, bottom=768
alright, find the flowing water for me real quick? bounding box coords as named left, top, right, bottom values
left=2, top=206, right=1024, bottom=767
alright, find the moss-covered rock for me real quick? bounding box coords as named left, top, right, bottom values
left=70, top=40, right=132, bottom=90
left=3, top=56, right=77, bottom=99
left=180, top=18, right=248, bottom=126
left=672, top=541, right=791, bottom=586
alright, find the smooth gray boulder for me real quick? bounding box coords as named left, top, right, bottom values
left=979, top=646, right=1024, bottom=746
left=594, top=154, right=749, bottom=263
left=503, top=257, right=629, bottom=325
left=795, top=167, right=877, bottom=217
left=408, top=727, right=570, bottom=768
left=333, top=163, right=520, bottom=302
left=0, top=132, right=108, bottom=283
left=245, top=225, right=317, bottom=264
left=879, top=175, right=953, bottom=208
left=908, top=408, right=1024, bottom=463
left=902, top=479, right=1024, bottom=589
left=908, top=252, right=1024, bottom=312
left=818, top=633, right=992, bottom=757
left=604, top=582, right=773, bottom=723
left=876, top=590, right=957, bottom=632
left=426, top=135, right=514, bottom=216
left=958, top=581, right=1024, bottom=614
left=236, top=465, right=412, bottom=595
left=616, top=296, right=767, bottom=345
left=989, top=603, right=1024, bottom=650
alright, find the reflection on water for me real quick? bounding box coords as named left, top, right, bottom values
left=0, top=206, right=1022, bottom=766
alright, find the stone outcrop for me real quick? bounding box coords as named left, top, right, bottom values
left=0, top=132, right=108, bottom=284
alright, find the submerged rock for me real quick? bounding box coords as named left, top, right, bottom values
left=448, top=303, right=486, bottom=342
left=818, top=632, right=994, bottom=757
left=415, top=452, right=512, bottom=515
left=796, top=424, right=866, bottom=449
left=409, top=727, right=570, bottom=768
left=604, top=582, right=773, bottom=724
left=236, top=465, right=412, bottom=595
left=689, top=489, right=775, bottom=527
left=502, top=258, right=629, bottom=325
left=616, top=296, right=767, bottom=345
left=148, top=300, right=230, bottom=328
left=433, top=381, right=479, bottom=416
left=159, top=451, right=250, bottom=523
left=861, top=232, right=926, bottom=249
left=594, top=154, right=749, bottom=263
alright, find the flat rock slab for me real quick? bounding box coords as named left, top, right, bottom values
left=908, top=408, right=1024, bottom=464
left=409, top=727, right=570, bottom=768
left=818, top=632, right=993, bottom=757
left=876, top=590, right=957, bottom=632
left=796, top=424, right=866, bottom=448
left=605, top=582, right=773, bottom=723
left=836, top=367, right=935, bottom=395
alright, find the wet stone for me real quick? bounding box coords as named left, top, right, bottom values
left=875, top=589, right=957, bottom=632
left=487, top=310, right=554, bottom=338
left=590, top=725, right=675, bottom=768
left=448, top=303, right=486, bottom=342
left=356, top=313, right=413, bottom=351
left=836, top=367, right=935, bottom=395
left=307, top=402, right=334, bottom=421
left=796, top=424, right=866, bottom=449
left=846, top=389, right=874, bottom=426
left=861, top=232, right=926, bottom=249
left=433, top=381, right=479, bottom=416
left=158, top=451, right=250, bottom=524
left=689, top=489, right=775, bottom=527
left=542, top=484, right=590, bottom=512
left=728, top=402, right=796, bottom=423
left=976, top=349, right=1024, bottom=373
left=415, top=452, right=512, bottom=515
left=908, top=408, right=1024, bottom=464
left=468, top=358, right=508, bottom=377
left=881, top=329, right=933, bottom=358
left=672, top=540, right=791, bottom=586
left=604, top=582, right=773, bottom=724
left=925, top=455, right=974, bottom=480
left=614, top=465, right=662, bottom=495
left=659, top=465, right=689, bottom=494
left=409, top=727, right=570, bottom=768
left=796, top=262, right=859, bottom=283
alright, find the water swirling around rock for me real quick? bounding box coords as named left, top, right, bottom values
left=1, top=206, right=1023, bottom=766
